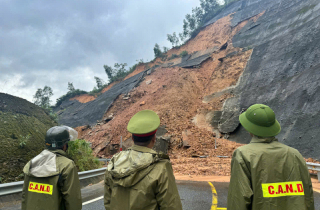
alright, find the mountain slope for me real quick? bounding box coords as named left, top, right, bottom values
left=0, top=93, right=56, bottom=183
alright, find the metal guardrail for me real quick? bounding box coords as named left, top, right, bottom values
left=306, top=162, right=320, bottom=181
left=1, top=162, right=318, bottom=197
left=0, top=167, right=107, bottom=197
left=98, top=158, right=111, bottom=165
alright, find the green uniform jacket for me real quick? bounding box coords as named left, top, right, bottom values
left=104, top=145, right=183, bottom=210
left=227, top=136, right=314, bottom=210
left=22, top=149, right=82, bottom=210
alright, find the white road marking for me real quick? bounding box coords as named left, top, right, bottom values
left=83, top=196, right=104, bottom=206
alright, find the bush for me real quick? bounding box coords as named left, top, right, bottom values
left=68, top=139, right=102, bottom=171
left=168, top=54, right=179, bottom=60
left=55, top=89, right=88, bottom=107
left=180, top=51, right=188, bottom=57
left=19, top=134, right=31, bottom=148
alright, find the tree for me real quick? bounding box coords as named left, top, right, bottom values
left=163, top=46, right=169, bottom=53
left=179, top=0, right=219, bottom=40
left=94, top=77, right=105, bottom=89
left=33, top=86, right=53, bottom=109
left=153, top=43, right=163, bottom=58
left=68, top=82, right=75, bottom=93
left=167, top=32, right=180, bottom=47
left=104, top=65, right=114, bottom=81
left=114, top=63, right=127, bottom=74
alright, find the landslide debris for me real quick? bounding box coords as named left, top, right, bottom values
left=0, top=93, right=56, bottom=183
left=75, top=14, right=257, bottom=176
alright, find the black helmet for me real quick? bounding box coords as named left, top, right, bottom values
left=45, top=126, right=77, bottom=149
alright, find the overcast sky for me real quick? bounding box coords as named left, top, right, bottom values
left=0, top=0, right=219, bottom=104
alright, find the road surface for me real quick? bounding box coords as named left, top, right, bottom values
left=81, top=180, right=320, bottom=210
left=3, top=180, right=320, bottom=209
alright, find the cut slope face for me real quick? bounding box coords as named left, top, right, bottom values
left=0, top=93, right=56, bottom=182
left=218, top=0, right=320, bottom=159
left=54, top=71, right=145, bottom=128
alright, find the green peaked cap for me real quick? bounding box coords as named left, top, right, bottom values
left=239, top=104, right=281, bottom=137
left=127, top=110, right=160, bottom=134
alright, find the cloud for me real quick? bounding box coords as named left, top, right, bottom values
left=0, top=0, right=200, bottom=104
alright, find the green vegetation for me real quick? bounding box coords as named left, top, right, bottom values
left=167, top=32, right=180, bottom=47
left=68, top=139, right=102, bottom=171
left=94, top=77, right=106, bottom=89
left=153, top=43, right=168, bottom=61
left=180, top=51, right=189, bottom=57
left=169, top=54, right=179, bottom=60
left=33, top=86, right=59, bottom=122
left=55, top=89, right=88, bottom=107
left=154, top=43, right=163, bottom=58
left=33, top=86, right=53, bottom=110
left=167, top=0, right=240, bottom=47
left=55, top=60, right=144, bottom=106
left=0, top=93, right=56, bottom=183
left=104, top=62, right=139, bottom=84
left=19, top=134, right=31, bottom=148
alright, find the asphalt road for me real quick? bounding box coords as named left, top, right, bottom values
left=82, top=181, right=320, bottom=210
left=3, top=180, right=320, bottom=209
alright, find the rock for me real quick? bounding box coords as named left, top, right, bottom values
left=103, top=115, right=113, bottom=123
left=153, top=126, right=169, bottom=154
left=154, top=136, right=170, bottom=154
left=106, top=144, right=120, bottom=156
left=218, top=97, right=241, bottom=134
left=210, top=111, right=222, bottom=128
left=146, top=80, right=152, bottom=85
left=147, top=70, right=152, bottom=75
left=181, top=130, right=191, bottom=148
left=140, top=101, right=146, bottom=106
left=156, top=125, right=168, bottom=136
left=219, top=42, right=228, bottom=50
left=123, top=97, right=130, bottom=100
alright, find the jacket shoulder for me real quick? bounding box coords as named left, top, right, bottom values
left=153, top=158, right=173, bottom=172
left=56, top=155, right=76, bottom=172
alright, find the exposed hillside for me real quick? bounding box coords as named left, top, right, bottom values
left=56, top=0, right=320, bottom=175
left=69, top=13, right=258, bottom=176
left=217, top=0, right=320, bottom=159
left=0, top=93, right=56, bottom=183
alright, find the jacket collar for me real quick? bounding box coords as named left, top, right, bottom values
left=49, top=149, right=72, bottom=159
left=129, top=144, right=157, bottom=154
left=250, top=136, right=278, bottom=143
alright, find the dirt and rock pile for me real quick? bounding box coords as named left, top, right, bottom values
left=58, top=0, right=320, bottom=176
left=71, top=14, right=258, bottom=176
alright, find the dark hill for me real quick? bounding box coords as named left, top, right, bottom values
left=0, top=93, right=56, bottom=183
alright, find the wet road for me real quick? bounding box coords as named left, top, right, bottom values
left=3, top=180, right=320, bottom=209
left=82, top=181, right=320, bottom=210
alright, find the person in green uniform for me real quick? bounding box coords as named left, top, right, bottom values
left=227, top=104, right=314, bottom=210
left=22, top=126, right=82, bottom=210
left=104, top=110, right=183, bottom=210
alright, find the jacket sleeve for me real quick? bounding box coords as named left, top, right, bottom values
left=227, top=149, right=253, bottom=210
left=155, top=160, right=183, bottom=210
left=61, top=161, right=82, bottom=210
left=297, top=153, right=315, bottom=210
left=104, top=170, right=112, bottom=210
left=21, top=175, right=28, bottom=210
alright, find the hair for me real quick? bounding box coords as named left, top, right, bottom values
left=132, top=134, right=155, bottom=147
